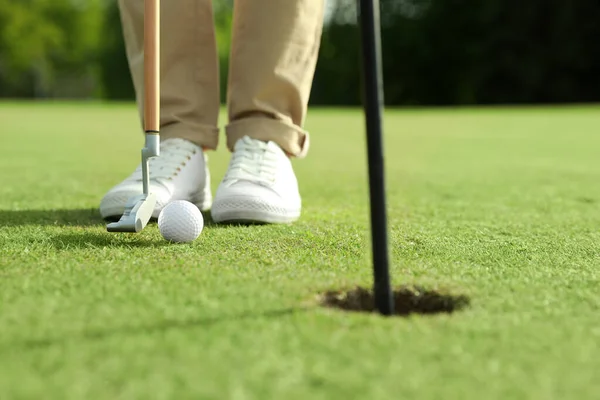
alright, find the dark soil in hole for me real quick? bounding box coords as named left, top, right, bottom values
left=319, top=286, right=470, bottom=316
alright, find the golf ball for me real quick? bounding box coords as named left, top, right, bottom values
left=158, top=200, right=204, bottom=243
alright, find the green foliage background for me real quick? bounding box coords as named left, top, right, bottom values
left=1, top=0, right=599, bottom=105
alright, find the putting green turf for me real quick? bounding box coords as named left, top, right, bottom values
left=1, top=102, right=599, bottom=399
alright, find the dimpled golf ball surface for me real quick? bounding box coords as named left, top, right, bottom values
left=158, top=200, right=204, bottom=243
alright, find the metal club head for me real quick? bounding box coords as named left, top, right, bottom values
left=106, top=133, right=160, bottom=234
left=106, top=193, right=157, bottom=233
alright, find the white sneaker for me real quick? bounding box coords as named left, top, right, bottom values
left=211, top=136, right=301, bottom=224
left=100, top=138, right=211, bottom=220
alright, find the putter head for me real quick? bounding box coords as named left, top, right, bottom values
left=106, top=193, right=157, bottom=233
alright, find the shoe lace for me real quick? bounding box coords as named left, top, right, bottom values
left=227, top=140, right=278, bottom=184
left=130, top=139, right=198, bottom=181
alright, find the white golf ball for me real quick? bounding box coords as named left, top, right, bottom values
left=158, top=200, right=204, bottom=243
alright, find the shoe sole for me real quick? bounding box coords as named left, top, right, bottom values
left=210, top=199, right=300, bottom=224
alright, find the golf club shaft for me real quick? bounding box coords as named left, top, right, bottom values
left=142, top=157, right=150, bottom=195
left=144, top=0, right=160, bottom=134
left=143, top=0, right=160, bottom=196
left=358, top=0, right=394, bottom=315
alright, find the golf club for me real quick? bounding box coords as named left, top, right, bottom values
left=358, top=0, right=394, bottom=315
left=107, top=0, right=160, bottom=233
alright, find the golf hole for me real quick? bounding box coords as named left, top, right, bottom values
left=319, top=286, right=470, bottom=317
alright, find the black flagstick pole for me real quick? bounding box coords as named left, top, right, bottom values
left=358, top=0, right=394, bottom=315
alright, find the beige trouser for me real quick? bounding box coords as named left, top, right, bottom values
left=118, top=0, right=324, bottom=158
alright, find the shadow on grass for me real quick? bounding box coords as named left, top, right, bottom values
left=201, top=212, right=270, bottom=229
left=95, top=209, right=241, bottom=229
left=0, top=208, right=103, bottom=227
left=4, top=307, right=305, bottom=352
left=1, top=208, right=270, bottom=230
left=48, top=232, right=168, bottom=249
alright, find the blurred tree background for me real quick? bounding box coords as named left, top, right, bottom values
left=1, top=0, right=599, bottom=105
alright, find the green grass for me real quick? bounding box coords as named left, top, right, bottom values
left=1, top=102, right=599, bottom=399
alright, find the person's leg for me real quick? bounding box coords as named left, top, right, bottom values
left=101, top=0, right=220, bottom=220
left=211, top=0, right=325, bottom=224
left=120, top=0, right=220, bottom=148
left=225, top=0, right=324, bottom=157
